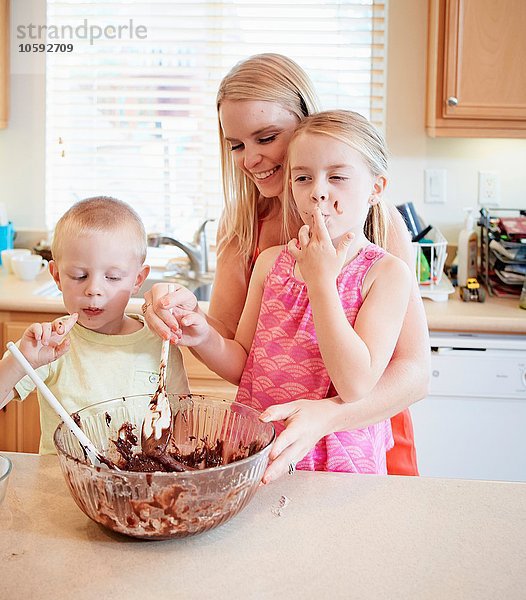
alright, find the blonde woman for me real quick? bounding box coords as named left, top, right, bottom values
left=143, top=54, right=429, bottom=481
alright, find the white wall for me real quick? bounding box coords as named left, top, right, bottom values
left=1, top=0, right=525, bottom=244
left=385, top=0, right=526, bottom=242
left=0, top=0, right=46, bottom=236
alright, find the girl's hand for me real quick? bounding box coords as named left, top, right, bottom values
left=143, top=283, right=199, bottom=342
left=259, top=398, right=339, bottom=484
left=171, top=310, right=211, bottom=347
left=288, top=206, right=353, bottom=286
left=19, top=313, right=78, bottom=369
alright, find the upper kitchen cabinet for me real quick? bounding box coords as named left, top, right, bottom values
left=0, top=0, right=8, bottom=129
left=426, top=0, right=526, bottom=138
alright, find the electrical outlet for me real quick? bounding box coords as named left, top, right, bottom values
left=478, top=171, right=500, bottom=206
left=424, top=169, right=447, bottom=204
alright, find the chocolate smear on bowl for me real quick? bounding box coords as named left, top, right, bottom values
left=110, top=420, right=264, bottom=473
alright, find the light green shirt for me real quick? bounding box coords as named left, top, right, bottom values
left=13, top=315, right=189, bottom=454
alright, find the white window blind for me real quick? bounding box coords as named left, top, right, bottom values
left=45, top=0, right=387, bottom=239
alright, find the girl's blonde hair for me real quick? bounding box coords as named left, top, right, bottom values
left=51, top=196, right=147, bottom=265
left=216, top=53, right=321, bottom=262
left=283, top=110, right=390, bottom=249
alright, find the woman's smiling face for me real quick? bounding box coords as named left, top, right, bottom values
left=219, top=99, right=299, bottom=199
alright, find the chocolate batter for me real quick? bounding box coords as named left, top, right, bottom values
left=110, top=420, right=263, bottom=473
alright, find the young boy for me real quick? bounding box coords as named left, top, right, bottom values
left=0, top=196, right=189, bottom=454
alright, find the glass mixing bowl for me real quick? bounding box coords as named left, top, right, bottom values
left=54, top=394, right=274, bottom=540
left=0, top=454, right=12, bottom=506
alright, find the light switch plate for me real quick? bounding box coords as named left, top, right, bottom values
left=424, top=169, right=447, bottom=204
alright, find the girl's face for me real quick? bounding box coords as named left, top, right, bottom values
left=289, top=132, right=385, bottom=246
left=219, top=99, right=299, bottom=200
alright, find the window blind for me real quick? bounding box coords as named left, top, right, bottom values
left=45, top=0, right=387, bottom=240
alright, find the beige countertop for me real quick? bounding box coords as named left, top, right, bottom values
left=1, top=452, right=525, bottom=599
left=422, top=292, right=525, bottom=334
left=0, top=269, right=524, bottom=334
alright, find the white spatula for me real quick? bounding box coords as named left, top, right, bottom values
left=142, top=285, right=173, bottom=449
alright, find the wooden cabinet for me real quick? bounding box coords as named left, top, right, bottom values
left=0, top=310, right=55, bottom=453
left=0, top=310, right=237, bottom=453
left=426, top=0, right=526, bottom=137
left=180, top=347, right=237, bottom=401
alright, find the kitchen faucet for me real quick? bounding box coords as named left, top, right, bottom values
left=147, top=218, right=215, bottom=276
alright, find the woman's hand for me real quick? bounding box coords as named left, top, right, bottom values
left=19, top=313, right=78, bottom=368
left=142, top=283, right=200, bottom=341
left=259, top=397, right=342, bottom=484
left=288, top=205, right=353, bottom=287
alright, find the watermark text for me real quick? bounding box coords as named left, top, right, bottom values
left=17, top=19, right=147, bottom=46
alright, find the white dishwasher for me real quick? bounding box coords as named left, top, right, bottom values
left=410, top=331, right=526, bottom=482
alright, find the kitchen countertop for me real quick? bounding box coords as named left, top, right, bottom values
left=422, top=291, right=525, bottom=334
left=1, top=452, right=525, bottom=599
left=0, top=269, right=524, bottom=334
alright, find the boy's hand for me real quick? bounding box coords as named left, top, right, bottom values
left=288, top=205, right=353, bottom=286
left=19, top=313, right=78, bottom=368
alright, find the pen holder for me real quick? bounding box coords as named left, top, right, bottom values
left=0, top=223, right=15, bottom=264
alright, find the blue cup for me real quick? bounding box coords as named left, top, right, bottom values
left=0, top=223, right=15, bottom=265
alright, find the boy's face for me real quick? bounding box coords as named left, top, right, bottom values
left=49, top=228, right=149, bottom=335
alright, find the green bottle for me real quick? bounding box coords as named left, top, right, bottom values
left=417, top=251, right=431, bottom=283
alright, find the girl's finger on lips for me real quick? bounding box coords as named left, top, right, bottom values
left=298, top=225, right=310, bottom=248
left=312, top=205, right=331, bottom=241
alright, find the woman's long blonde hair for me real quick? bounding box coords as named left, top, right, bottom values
left=283, top=110, right=390, bottom=249
left=216, top=53, right=321, bottom=263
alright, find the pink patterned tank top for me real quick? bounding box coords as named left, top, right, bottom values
left=236, top=244, right=394, bottom=474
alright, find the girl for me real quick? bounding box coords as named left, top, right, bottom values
left=173, top=110, right=412, bottom=476
left=143, top=54, right=429, bottom=480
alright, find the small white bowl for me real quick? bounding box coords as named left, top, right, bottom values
left=0, top=454, right=12, bottom=505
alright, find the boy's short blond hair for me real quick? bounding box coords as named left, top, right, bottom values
left=51, top=196, right=147, bottom=265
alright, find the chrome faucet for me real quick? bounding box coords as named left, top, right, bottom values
left=147, top=218, right=215, bottom=276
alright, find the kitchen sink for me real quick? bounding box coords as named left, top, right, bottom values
left=33, top=270, right=214, bottom=302
left=132, top=269, right=214, bottom=301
